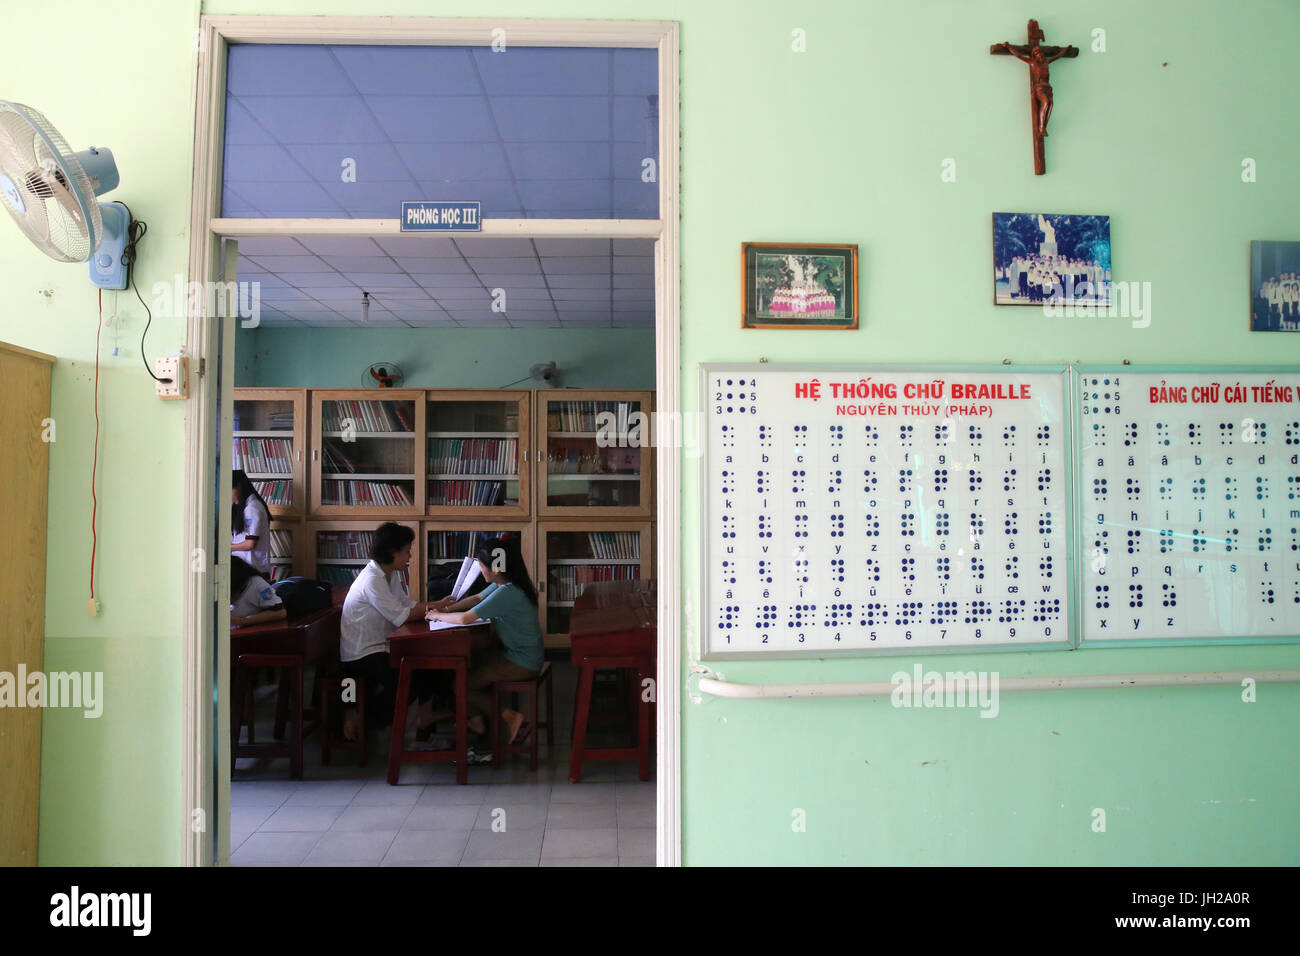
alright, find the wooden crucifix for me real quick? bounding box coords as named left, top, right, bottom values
left=990, top=19, right=1078, bottom=174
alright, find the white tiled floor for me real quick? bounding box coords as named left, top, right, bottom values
left=229, top=660, right=656, bottom=867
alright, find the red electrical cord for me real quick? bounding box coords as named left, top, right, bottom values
left=91, top=289, right=102, bottom=599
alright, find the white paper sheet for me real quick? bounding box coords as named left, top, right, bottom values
left=428, top=618, right=490, bottom=631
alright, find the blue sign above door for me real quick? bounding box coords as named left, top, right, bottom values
left=400, top=201, right=482, bottom=232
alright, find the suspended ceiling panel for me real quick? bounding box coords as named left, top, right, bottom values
left=239, top=235, right=655, bottom=327
left=223, top=44, right=659, bottom=219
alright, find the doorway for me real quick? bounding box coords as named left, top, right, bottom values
left=184, top=17, right=681, bottom=867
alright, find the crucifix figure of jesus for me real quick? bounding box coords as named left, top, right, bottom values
left=990, top=19, right=1078, bottom=174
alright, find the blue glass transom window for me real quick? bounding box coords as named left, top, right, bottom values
left=223, top=44, right=659, bottom=219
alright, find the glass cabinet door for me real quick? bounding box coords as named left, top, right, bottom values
left=309, top=521, right=420, bottom=597
left=425, top=391, right=530, bottom=517
left=538, top=521, right=651, bottom=647
left=311, top=390, right=423, bottom=516
left=423, top=522, right=533, bottom=603
left=233, top=389, right=304, bottom=517
left=536, top=391, right=653, bottom=517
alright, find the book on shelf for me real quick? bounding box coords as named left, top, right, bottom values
left=321, top=440, right=358, bottom=474
left=549, top=400, right=636, bottom=433
left=428, top=437, right=517, bottom=476
left=318, top=531, right=376, bottom=559
left=268, top=529, right=293, bottom=557
left=429, top=530, right=481, bottom=558
left=322, top=481, right=414, bottom=507
left=232, top=437, right=294, bottom=474
left=584, top=530, right=639, bottom=560
left=547, top=563, right=639, bottom=602
left=323, top=400, right=410, bottom=433
left=253, top=479, right=292, bottom=507
left=428, top=479, right=505, bottom=507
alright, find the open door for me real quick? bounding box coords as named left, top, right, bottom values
left=213, top=237, right=238, bottom=865
left=0, top=342, right=54, bottom=865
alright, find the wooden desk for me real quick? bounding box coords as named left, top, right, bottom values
left=230, top=603, right=342, bottom=779
left=229, top=586, right=348, bottom=779
left=385, top=620, right=490, bottom=785
left=568, top=579, right=657, bottom=783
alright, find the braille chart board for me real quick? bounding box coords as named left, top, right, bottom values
left=701, top=365, right=1074, bottom=658
left=1076, top=368, right=1300, bottom=646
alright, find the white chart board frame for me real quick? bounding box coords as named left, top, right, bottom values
left=1074, top=365, right=1300, bottom=649
left=699, top=363, right=1077, bottom=660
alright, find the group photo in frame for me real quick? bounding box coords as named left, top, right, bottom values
left=1250, top=240, right=1300, bottom=332
left=992, top=213, right=1112, bottom=306
left=742, top=242, right=858, bottom=329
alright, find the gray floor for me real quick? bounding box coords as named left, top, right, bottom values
left=229, top=660, right=656, bottom=867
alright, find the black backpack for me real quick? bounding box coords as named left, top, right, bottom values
left=272, top=577, right=334, bottom=619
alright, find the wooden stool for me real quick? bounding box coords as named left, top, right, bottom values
left=320, top=673, right=368, bottom=767
left=491, top=662, right=554, bottom=771
left=569, top=653, right=653, bottom=783
left=232, top=653, right=304, bottom=780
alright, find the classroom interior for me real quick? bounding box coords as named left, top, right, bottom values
left=223, top=43, right=661, bottom=866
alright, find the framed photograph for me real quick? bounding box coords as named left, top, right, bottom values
left=992, top=213, right=1112, bottom=306
left=742, top=242, right=858, bottom=329
left=1250, top=240, right=1300, bottom=331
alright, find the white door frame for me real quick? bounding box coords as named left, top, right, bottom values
left=184, top=15, right=681, bottom=866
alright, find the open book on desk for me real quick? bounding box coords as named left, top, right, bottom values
left=428, top=618, right=490, bottom=632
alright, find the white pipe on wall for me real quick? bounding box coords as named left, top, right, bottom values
left=697, top=670, right=1300, bottom=700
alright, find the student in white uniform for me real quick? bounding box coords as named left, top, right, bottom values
left=339, top=522, right=435, bottom=742
left=230, top=555, right=286, bottom=627
left=231, top=469, right=272, bottom=577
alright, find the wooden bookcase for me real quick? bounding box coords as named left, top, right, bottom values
left=233, top=388, right=306, bottom=517
left=309, top=389, right=425, bottom=518
left=305, top=519, right=422, bottom=602
left=535, top=390, right=654, bottom=518
left=425, top=390, right=532, bottom=518
left=226, top=387, right=655, bottom=647
left=537, top=520, right=653, bottom=648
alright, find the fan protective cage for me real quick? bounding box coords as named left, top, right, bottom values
left=0, top=101, right=99, bottom=262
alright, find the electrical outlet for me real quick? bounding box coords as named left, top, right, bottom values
left=87, top=597, right=101, bottom=617
left=155, top=355, right=188, bottom=400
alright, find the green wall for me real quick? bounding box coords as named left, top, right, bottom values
left=1, top=0, right=1295, bottom=865
left=235, top=327, right=656, bottom=388
left=0, top=0, right=199, bottom=864
left=670, top=0, right=1300, bottom=865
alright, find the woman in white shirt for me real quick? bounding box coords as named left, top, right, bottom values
left=339, top=522, right=433, bottom=742
left=231, top=469, right=273, bottom=577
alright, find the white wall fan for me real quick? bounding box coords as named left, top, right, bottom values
left=0, top=101, right=131, bottom=290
